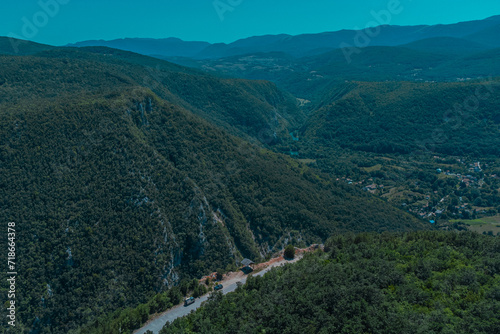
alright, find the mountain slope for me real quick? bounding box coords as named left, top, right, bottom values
left=0, top=51, right=425, bottom=333
left=303, top=80, right=500, bottom=156
left=16, top=43, right=306, bottom=145
left=170, top=46, right=452, bottom=100
left=163, top=231, right=500, bottom=334
left=465, top=23, right=500, bottom=48
left=0, top=36, right=54, bottom=55
left=402, top=37, right=490, bottom=55
left=68, top=37, right=211, bottom=57
left=164, top=43, right=500, bottom=102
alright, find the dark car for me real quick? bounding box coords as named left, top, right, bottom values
left=214, top=284, right=223, bottom=291
left=184, top=297, right=195, bottom=306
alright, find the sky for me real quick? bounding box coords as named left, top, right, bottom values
left=1, top=0, right=500, bottom=46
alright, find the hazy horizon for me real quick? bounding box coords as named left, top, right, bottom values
left=1, top=0, right=500, bottom=46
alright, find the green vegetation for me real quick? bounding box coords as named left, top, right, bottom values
left=450, top=216, right=500, bottom=225
left=0, top=41, right=426, bottom=333
left=168, top=45, right=500, bottom=102
left=80, top=278, right=209, bottom=334
left=449, top=216, right=500, bottom=235
left=304, top=80, right=500, bottom=156
left=81, top=286, right=183, bottom=334
left=2, top=37, right=499, bottom=334
left=284, top=244, right=295, bottom=259
left=162, top=231, right=500, bottom=334
left=272, top=80, right=500, bottom=224
left=0, top=36, right=54, bottom=55
left=160, top=34, right=500, bottom=227
left=81, top=45, right=304, bottom=144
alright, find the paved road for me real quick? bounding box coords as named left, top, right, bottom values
left=135, top=257, right=300, bottom=334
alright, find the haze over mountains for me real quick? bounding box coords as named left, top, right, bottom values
left=67, top=15, right=500, bottom=58
left=65, top=15, right=500, bottom=102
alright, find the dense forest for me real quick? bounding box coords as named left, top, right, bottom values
left=159, top=36, right=500, bottom=225
left=163, top=231, right=500, bottom=334
left=285, top=80, right=500, bottom=223
left=0, top=42, right=306, bottom=145
left=165, top=45, right=500, bottom=102
left=0, top=43, right=426, bottom=333
left=303, top=80, right=500, bottom=157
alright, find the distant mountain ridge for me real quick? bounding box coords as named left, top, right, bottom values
left=66, top=15, right=500, bottom=59
left=401, top=37, right=491, bottom=55
left=0, top=36, right=54, bottom=55
left=67, top=37, right=210, bottom=58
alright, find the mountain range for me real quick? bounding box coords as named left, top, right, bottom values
left=67, top=15, right=500, bottom=59
left=1, top=14, right=499, bottom=334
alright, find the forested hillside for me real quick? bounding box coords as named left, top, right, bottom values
left=0, top=36, right=54, bottom=55
left=5, top=45, right=306, bottom=145
left=167, top=45, right=500, bottom=102
left=0, top=46, right=425, bottom=333
left=279, top=79, right=500, bottom=223
left=163, top=231, right=500, bottom=334
left=303, top=80, right=500, bottom=156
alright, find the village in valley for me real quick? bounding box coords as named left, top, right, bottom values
left=336, top=154, right=500, bottom=234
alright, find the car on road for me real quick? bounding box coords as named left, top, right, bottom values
left=184, top=297, right=195, bottom=306
left=214, top=284, right=223, bottom=291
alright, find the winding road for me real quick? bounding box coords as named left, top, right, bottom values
left=135, top=256, right=302, bottom=334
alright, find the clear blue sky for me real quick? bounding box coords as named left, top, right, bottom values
left=2, top=0, right=500, bottom=46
